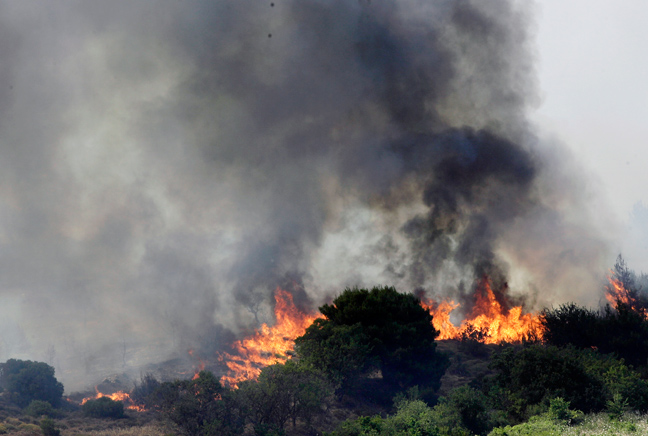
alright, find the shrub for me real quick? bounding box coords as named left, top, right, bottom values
left=39, top=418, right=60, bottom=436
left=488, top=345, right=605, bottom=421
left=82, top=397, right=124, bottom=419
left=24, top=400, right=55, bottom=418
left=0, top=359, right=64, bottom=407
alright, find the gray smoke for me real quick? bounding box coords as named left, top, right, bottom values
left=0, top=0, right=613, bottom=391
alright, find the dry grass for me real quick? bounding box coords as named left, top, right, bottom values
left=562, top=413, right=648, bottom=435
left=60, top=424, right=172, bottom=436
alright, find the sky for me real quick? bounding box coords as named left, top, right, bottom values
left=535, top=0, right=648, bottom=270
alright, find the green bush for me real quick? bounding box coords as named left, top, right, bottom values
left=25, top=400, right=55, bottom=418
left=151, top=371, right=244, bottom=436
left=39, top=418, right=60, bottom=436
left=488, top=345, right=605, bottom=420
left=82, top=397, right=124, bottom=419
left=0, top=359, right=64, bottom=408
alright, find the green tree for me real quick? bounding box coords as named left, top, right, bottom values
left=295, top=286, right=448, bottom=394
left=150, top=371, right=244, bottom=436
left=0, top=359, right=64, bottom=408
left=237, top=361, right=333, bottom=434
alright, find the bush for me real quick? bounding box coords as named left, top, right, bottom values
left=39, top=418, right=60, bottom=436
left=151, top=371, right=244, bottom=436
left=130, top=373, right=160, bottom=408
left=488, top=345, right=605, bottom=421
left=432, top=385, right=493, bottom=435
left=82, top=397, right=124, bottom=419
left=24, top=400, right=56, bottom=418
left=236, top=361, right=333, bottom=433
left=0, top=359, right=64, bottom=408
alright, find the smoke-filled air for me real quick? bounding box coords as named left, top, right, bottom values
left=0, top=0, right=615, bottom=391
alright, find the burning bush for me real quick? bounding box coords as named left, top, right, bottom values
left=541, top=301, right=648, bottom=368
left=81, top=396, right=124, bottom=419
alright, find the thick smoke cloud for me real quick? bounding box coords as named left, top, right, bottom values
left=0, top=0, right=612, bottom=390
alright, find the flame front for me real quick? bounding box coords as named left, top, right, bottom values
left=80, top=387, right=146, bottom=412
left=219, top=288, right=318, bottom=387
left=423, top=279, right=542, bottom=344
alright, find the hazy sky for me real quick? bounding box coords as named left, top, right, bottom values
left=535, top=0, right=648, bottom=269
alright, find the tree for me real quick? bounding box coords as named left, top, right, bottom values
left=236, top=361, right=333, bottom=434
left=150, top=371, right=244, bottom=436
left=295, top=286, right=448, bottom=394
left=0, top=359, right=64, bottom=408
left=540, top=303, right=601, bottom=349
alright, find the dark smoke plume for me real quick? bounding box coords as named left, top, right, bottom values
left=0, top=0, right=612, bottom=390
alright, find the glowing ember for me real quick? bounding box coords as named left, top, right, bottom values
left=80, top=386, right=146, bottom=412
left=219, top=287, right=318, bottom=387
left=422, top=278, right=542, bottom=344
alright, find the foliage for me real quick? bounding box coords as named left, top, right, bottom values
left=488, top=416, right=566, bottom=436
left=328, top=400, right=443, bottom=436
left=0, top=359, right=64, bottom=408
left=540, top=303, right=601, bottom=349
left=606, top=393, right=629, bottom=421
left=82, top=396, right=124, bottom=419
left=542, top=257, right=648, bottom=368
left=488, top=345, right=605, bottom=420
left=432, top=385, right=493, bottom=435
left=150, top=371, right=244, bottom=436
left=296, top=286, right=448, bottom=394
left=488, top=397, right=582, bottom=436
left=488, top=343, right=648, bottom=423
left=237, top=360, right=333, bottom=434
left=24, top=400, right=56, bottom=418
left=39, top=417, right=60, bottom=436
left=130, top=373, right=161, bottom=408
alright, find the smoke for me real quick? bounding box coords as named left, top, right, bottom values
left=0, top=0, right=613, bottom=390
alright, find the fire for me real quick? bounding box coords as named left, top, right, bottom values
left=219, top=287, right=318, bottom=387
left=605, top=273, right=647, bottom=316
left=422, top=278, right=542, bottom=344
left=80, top=387, right=146, bottom=412
left=188, top=349, right=206, bottom=380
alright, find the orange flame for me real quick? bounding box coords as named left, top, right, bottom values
left=188, top=349, right=206, bottom=380
left=422, top=279, right=542, bottom=344
left=80, top=386, right=147, bottom=412
left=605, top=273, right=647, bottom=316
left=219, top=287, right=318, bottom=387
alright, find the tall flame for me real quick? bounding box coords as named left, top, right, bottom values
left=219, top=288, right=318, bottom=387
left=422, top=278, right=542, bottom=344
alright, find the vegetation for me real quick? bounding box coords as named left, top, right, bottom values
left=295, top=286, right=449, bottom=397
left=82, top=397, right=125, bottom=419
left=0, top=359, right=64, bottom=408
left=6, top=268, right=648, bottom=436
